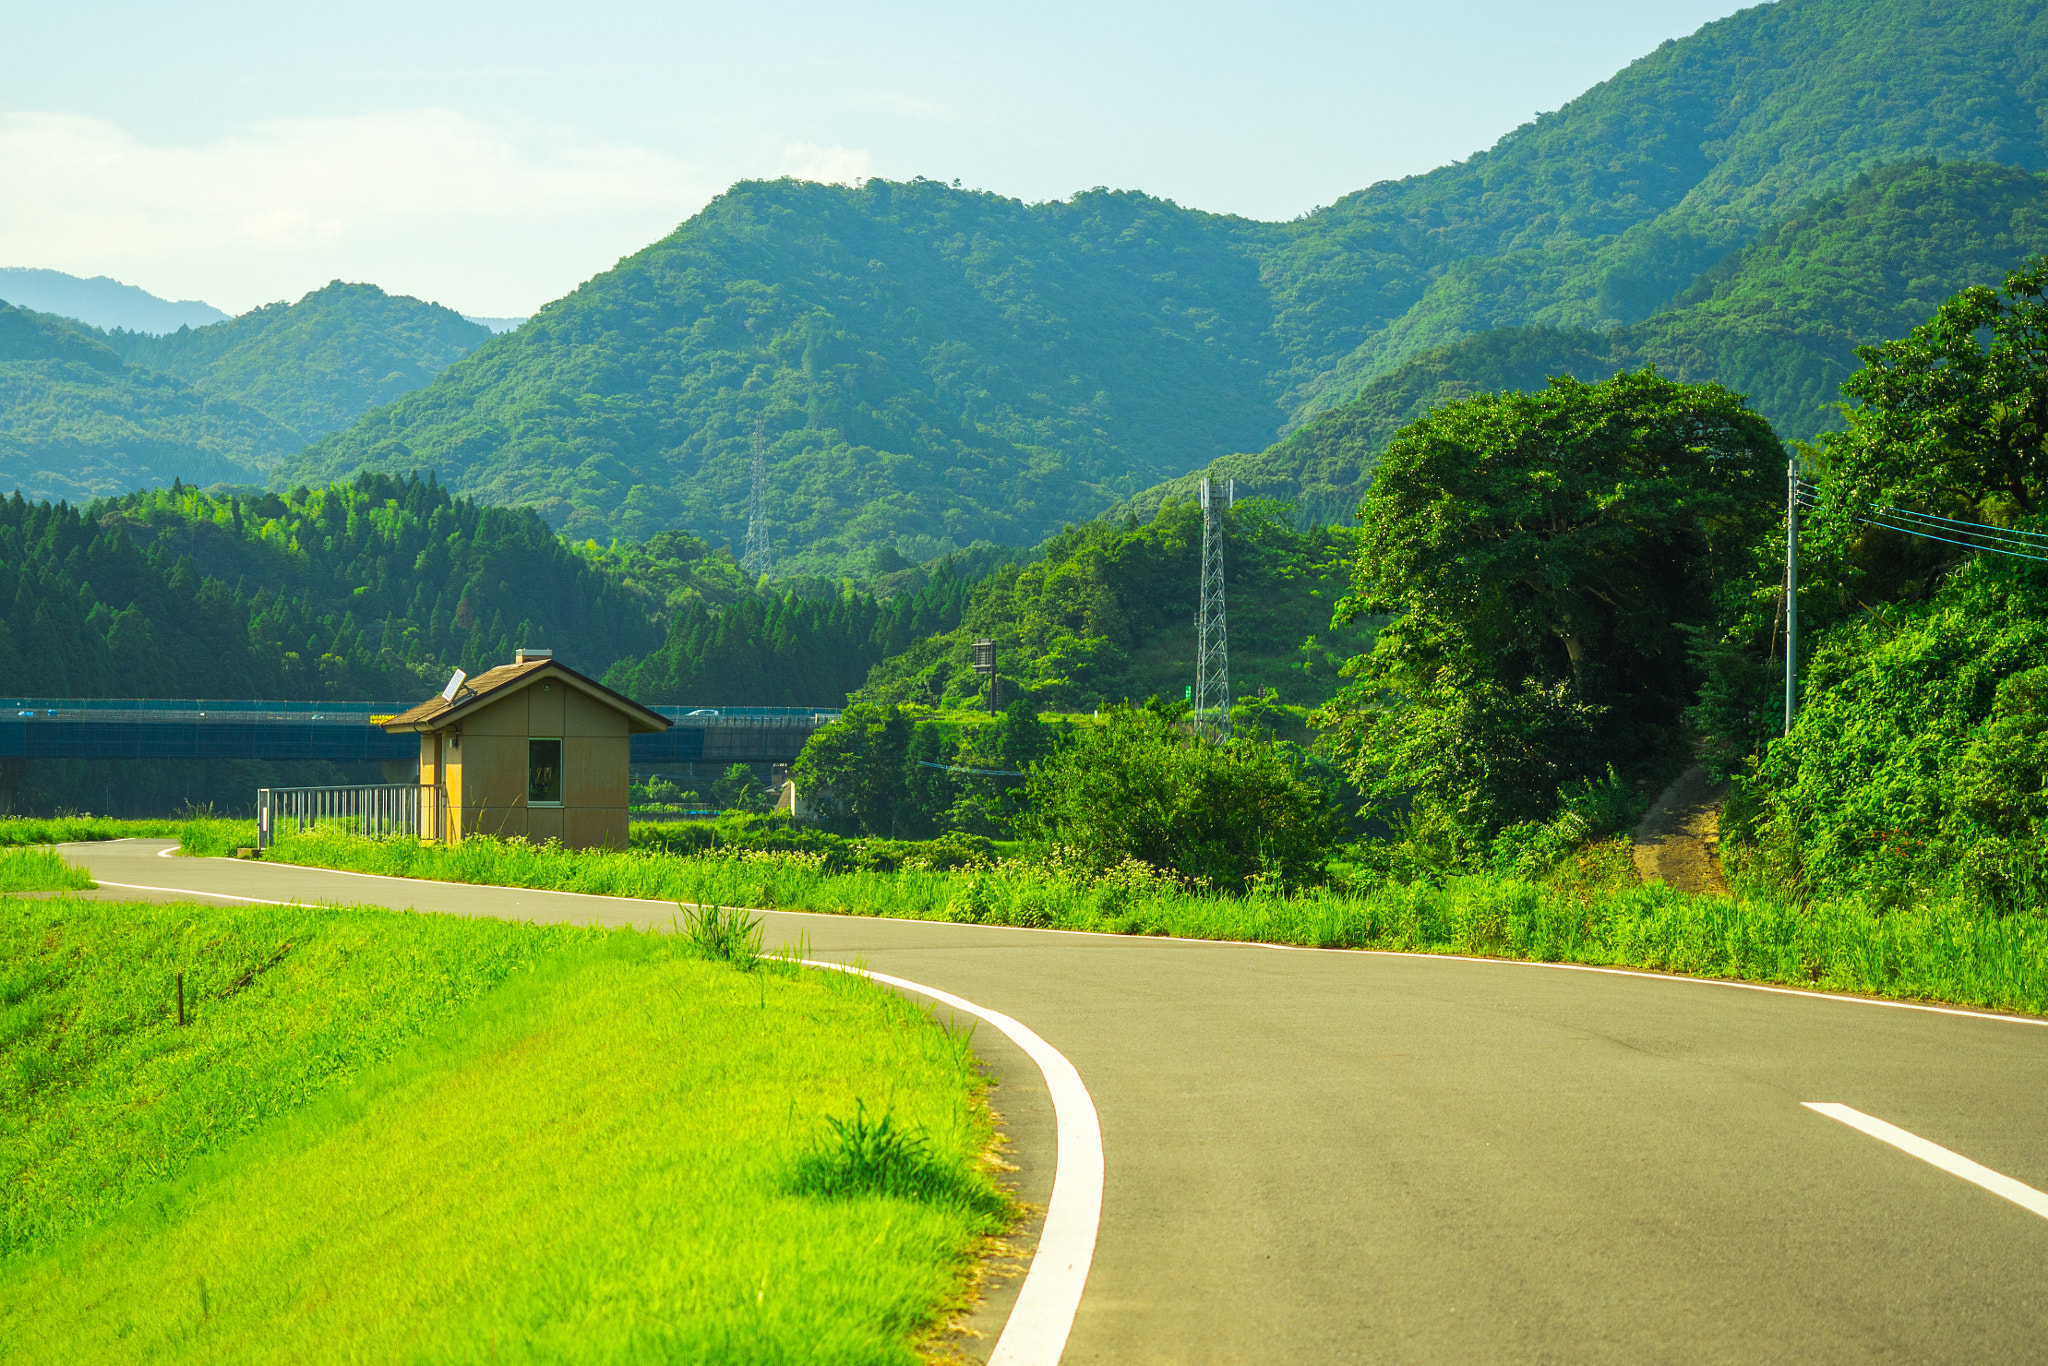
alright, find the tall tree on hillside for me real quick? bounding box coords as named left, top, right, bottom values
left=1814, top=256, right=2048, bottom=534
left=1319, top=369, right=1779, bottom=837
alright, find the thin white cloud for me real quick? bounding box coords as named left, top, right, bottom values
left=777, top=141, right=875, bottom=186
left=0, top=110, right=717, bottom=314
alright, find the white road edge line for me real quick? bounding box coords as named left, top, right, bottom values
left=802, top=957, right=1101, bottom=1366
left=90, top=879, right=301, bottom=905
left=71, top=843, right=2048, bottom=1029
left=1804, top=1103, right=2048, bottom=1220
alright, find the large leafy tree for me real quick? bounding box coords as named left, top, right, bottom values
left=789, top=703, right=914, bottom=837
left=1320, top=368, right=1779, bottom=834
left=1818, top=257, right=2048, bottom=522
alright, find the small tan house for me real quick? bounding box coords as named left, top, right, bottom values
left=382, top=648, right=671, bottom=850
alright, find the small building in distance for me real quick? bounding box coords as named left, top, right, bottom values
left=381, top=648, right=672, bottom=850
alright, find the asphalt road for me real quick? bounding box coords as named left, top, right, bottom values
left=59, top=840, right=2048, bottom=1364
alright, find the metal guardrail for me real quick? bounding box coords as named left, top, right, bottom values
left=257, top=783, right=445, bottom=850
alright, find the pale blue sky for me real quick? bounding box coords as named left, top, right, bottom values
left=3, top=1, right=1753, bottom=315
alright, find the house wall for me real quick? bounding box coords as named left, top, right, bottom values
left=427, top=671, right=632, bottom=850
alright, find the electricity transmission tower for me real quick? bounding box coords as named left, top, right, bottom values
left=742, top=422, right=771, bottom=579
left=1194, top=476, right=1232, bottom=742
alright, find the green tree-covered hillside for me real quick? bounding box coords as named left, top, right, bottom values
left=111, top=282, right=494, bottom=442
left=0, top=304, right=296, bottom=504
left=279, top=180, right=1285, bottom=567
left=855, top=498, right=1372, bottom=716
left=1133, top=161, right=2048, bottom=522
left=280, top=0, right=2048, bottom=567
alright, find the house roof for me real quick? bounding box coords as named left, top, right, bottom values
left=380, top=658, right=673, bottom=735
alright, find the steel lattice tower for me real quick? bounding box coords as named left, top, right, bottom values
left=742, top=422, right=772, bottom=579
left=1194, top=476, right=1231, bottom=742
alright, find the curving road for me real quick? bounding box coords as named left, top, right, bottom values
left=59, top=840, right=2048, bottom=1364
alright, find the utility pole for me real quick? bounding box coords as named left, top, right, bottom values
left=743, top=421, right=771, bottom=579
left=1194, top=477, right=1231, bottom=742
left=1785, top=457, right=1799, bottom=736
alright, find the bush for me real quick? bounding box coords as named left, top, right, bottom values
left=1014, top=704, right=1342, bottom=890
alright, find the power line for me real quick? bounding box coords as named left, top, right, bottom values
left=1794, top=478, right=2048, bottom=562
left=915, top=760, right=1024, bottom=776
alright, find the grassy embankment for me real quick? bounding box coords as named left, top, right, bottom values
left=1, top=895, right=1013, bottom=1363
left=241, top=826, right=2048, bottom=1016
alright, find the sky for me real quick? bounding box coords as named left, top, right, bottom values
left=2, top=1, right=1754, bottom=318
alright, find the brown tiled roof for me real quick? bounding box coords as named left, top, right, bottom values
left=381, top=658, right=672, bottom=734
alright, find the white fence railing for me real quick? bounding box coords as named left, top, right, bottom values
left=257, top=783, right=445, bottom=849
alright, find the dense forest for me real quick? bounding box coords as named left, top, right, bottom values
left=602, top=563, right=984, bottom=706
left=270, top=0, right=2048, bottom=572
left=0, top=472, right=658, bottom=700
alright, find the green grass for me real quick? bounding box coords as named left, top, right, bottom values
left=0, top=846, right=93, bottom=893
left=0, top=816, right=188, bottom=847
left=254, top=827, right=2048, bottom=1017
left=1, top=899, right=1011, bottom=1362
left=175, top=817, right=261, bottom=857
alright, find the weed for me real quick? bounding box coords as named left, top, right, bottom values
left=678, top=901, right=765, bottom=967
left=791, top=1099, right=1012, bottom=1221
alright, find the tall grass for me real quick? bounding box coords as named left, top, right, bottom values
left=1, top=902, right=1012, bottom=1363
left=0, top=846, right=93, bottom=892
left=0, top=816, right=187, bottom=847
left=257, top=826, right=2048, bottom=1016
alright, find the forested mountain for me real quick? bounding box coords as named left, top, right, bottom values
left=0, top=284, right=496, bottom=505
left=0, top=304, right=295, bottom=505
left=0, top=268, right=227, bottom=334
left=0, top=473, right=659, bottom=700
left=1128, top=161, right=2048, bottom=522
left=278, top=181, right=1285, bottom=567
left=855, top=499, right=1372, bottom=715
left=275, top=0, right=2048, bottom=571
left=110, top=283, right=494, bottom=442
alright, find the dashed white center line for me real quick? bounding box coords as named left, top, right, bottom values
left=1805, top=1102, right=2048, bottom=1221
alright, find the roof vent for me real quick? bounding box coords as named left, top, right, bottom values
left=515, top=647, right=553, bottom=664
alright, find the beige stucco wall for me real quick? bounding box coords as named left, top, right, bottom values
left=416, top=670, right=632, bottom=850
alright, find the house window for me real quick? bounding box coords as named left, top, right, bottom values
left=528, top=738, right=562, bottom=805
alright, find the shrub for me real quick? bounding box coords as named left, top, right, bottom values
left=1015, top=705, right=1342, bottom=890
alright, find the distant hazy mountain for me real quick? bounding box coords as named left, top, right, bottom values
left=462, top=315, right=527, bottom=333
left=0, top=268, right=228, bottom=335
left=0, top=303, right=294, bottom=504
left=112, top=282, right=496, bottom=442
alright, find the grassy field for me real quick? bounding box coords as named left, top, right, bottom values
left=0, top=846, right=94, bottom=892
left=0, top=897, right=1013, bottom=1362
left=245, top=826, right=2048, bottom=1016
